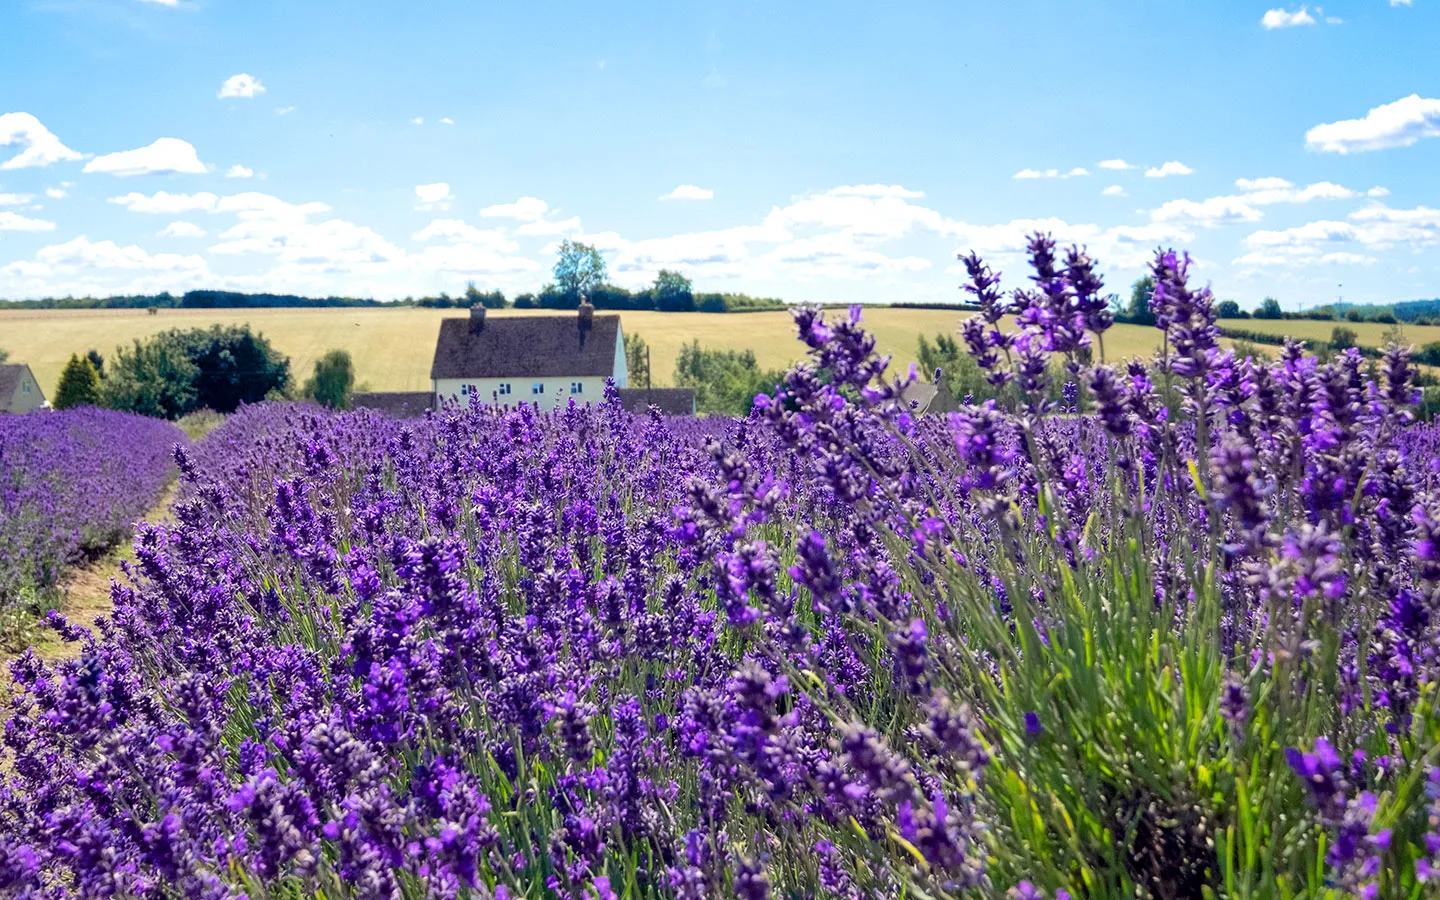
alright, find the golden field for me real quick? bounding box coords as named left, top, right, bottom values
left=3, top=305, right=1222, bottom=397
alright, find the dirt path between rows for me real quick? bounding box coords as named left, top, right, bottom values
left=22, top=480, right=179, bottom=666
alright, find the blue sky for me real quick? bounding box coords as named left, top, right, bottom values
left=0, top=0, right=1437, bottom=308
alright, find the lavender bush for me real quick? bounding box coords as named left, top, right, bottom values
left=0, top=408, right=182, bottom=640
left=5, top=237, right=1440, bottom=898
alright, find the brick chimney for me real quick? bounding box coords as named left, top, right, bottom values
left=469, top=305, right=486, bottom=334
left=577, top=300, right=595, bottom=337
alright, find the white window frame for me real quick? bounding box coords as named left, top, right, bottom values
left=498, top=382, right=512, bottom=396
left=570, top=381, right=583, bottom=395
left=531, top=382, right=545, bottom=395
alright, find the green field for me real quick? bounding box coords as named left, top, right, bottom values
left=1218, top=317, right=1440, bottom=350
left=1, top=306, right=1177, bottom=398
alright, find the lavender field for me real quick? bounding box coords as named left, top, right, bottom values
left=5, top=240, right=1440, bottom=898
left=0, top=408, right=181, bottom=644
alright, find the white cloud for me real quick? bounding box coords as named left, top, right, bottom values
left=1149, top=177, right=1366, bottom=228
left=0, top=192, right=33, bottom=206
left=0, top=211, right=55, bottom=232
left=218, top=74, right=265, bottom=99
left=1151, top=196, right=1264, bottom=227
left=1, top=236, right=212, bottom=296
left=1305, top=94, right=1440, bottom=154
left=109, top=191, right=219, bottom=213
left=414, top=182, right=455, bottom=210
left=827, top=185, right=926, bottom=198
left=138, top=0, right=181, bottom=6
left=45, top=186, right=67, bottom=199
left=1097, top=159, right=1135, bottom=170
left=440, top=117, right=455, bottom=125
left=225, top=164, right=254, bottom=179
left=1145, top=161, right=1194, bottom=178
left=1368, top=186, right=1391, bottom=197
left=481, top=196, right=549, bottom=221
left=1235, top=204, right=1440, bottom=268
left=1102, top=185, right=1127, bottom=197
left=516, top=216, right=583, bottom=237
left=1391, top=0, right=1412, bottom=6
left=275, top=106, right=297, bottom=116
left=411, top=219, right=511, bottom=246
left=1015, top=167, right=1089, bottom=180
left=159, top=221, right=206, bottom=238
left=0, top=113, right=82, bottom=170
left=662, top=184, right=714, bottom=200
left=1262, top=7, right=1316, bottom=28
left=83, top=138, right=208, bottom=176
left=411, top=117, right=424, bottom=125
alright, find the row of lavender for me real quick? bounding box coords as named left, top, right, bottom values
left=5, top=239, right=1440, bottom=898
left=0, top=408, right=182, bottom=642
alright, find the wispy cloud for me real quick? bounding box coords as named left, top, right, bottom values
left=225, top=164, right=254, bottom=179
left=218, top=73, right=265, bottom=99
left=1145, top=161, right=1194, bottom=178
left=1261, top=7, right=1316, bottom=29
left=661, top=184, right=714, bottom=200
left=83, top=138, right=208, bottom=176
left=0, top=113, right=82, bottom=170
left=1305, top=94, right=1440, bottom=153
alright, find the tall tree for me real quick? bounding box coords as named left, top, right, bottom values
left=553, top=240, right=607, bottom=304
left=624, top=334, right=651, bottom=389
left=53, top=354, right=102, bottom=410
left=652, top=269, right=694, bottom=312
left=1124, top=276, right=1156, bottom=326
left=303, top=349, right=355, bottom=410
left=1255, top=297, right=1284, bottom=320
left=85, top=349, right=105, bottom=378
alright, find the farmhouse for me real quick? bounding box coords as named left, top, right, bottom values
left=0, top=363, right=45, bottom=414
left=431, top=304, right=629, bottom=409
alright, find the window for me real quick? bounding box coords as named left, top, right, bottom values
left=498, top=383, right=512, bottom=396
left=21, top=380, right=30, bottom=395
left=460, top=383, right=473, bottom=396
left=570, top=382, right=583, bottom=395
left=531, top=382, right=545, bottom=395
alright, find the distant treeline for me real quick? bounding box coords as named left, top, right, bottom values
left=0, top=286, right=791, bottom=313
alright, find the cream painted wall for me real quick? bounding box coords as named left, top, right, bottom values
left=433, top=376, right=615, bottom=409
left=4, top=367, right=45, bottom=414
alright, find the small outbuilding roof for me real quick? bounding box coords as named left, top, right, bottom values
left=615, top=387, right=696, bottom=416
left=350, top=391, right=434, bottom=418
left=430, top=310, right=622, bottom=380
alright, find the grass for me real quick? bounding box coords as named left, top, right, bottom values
left=0, top=306, right=1173, bottom=396
left=1219, top=317, right=1440, bottom=349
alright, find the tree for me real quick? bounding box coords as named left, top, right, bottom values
left=553, top=240, right=607, bottom=304
left=625, top=334, right=651, bottom=389
left=164, top=325, right=291, bottom=413
left=1330, top=326, right=1359, bottom=351
left=103, top=339, right=199, bottom=419
left=1122, top=276, right=1156, bottom=326
left=653, top=269, right=695, bottom=312
left=674, top=340, right=785, bottom=415
left=464, top=282, right=508, bottom=309
left=303, top=349, right=355, bottom=410
left=514, top=293, right=536, bottom=309
left=1255, top=297, right=1283, bottom=320
left=85, top=349, right=104, bottom=378
left=53, top=354, right=102, bottom=409
left=1215, top=299, right=1242, bottom=319
left=0, top=348, right=8, bottom=364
